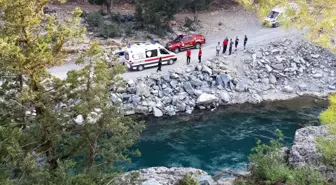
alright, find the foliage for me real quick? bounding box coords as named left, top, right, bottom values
left=86, top=12, right=104, bottom=27
left=242, top=129, right=329, bottom=185
left=238, top=0, right=336, bottom=52
left=176, top=174, right=200, bottom=185
left=99, top=23, right=121, bottom=38
left=0, top=0, right=144, bottom=184
left=134, top=0, right=181, bottom=29
left=184, top=17, right=194, bottom=29
left=88, top=0, right=112, bottom=14
left=317, top=94, right=336, bottom=167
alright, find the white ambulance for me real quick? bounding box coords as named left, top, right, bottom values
left=124, top=42, right=178, bottom=71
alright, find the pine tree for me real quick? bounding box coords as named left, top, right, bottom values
left=0, top=0, right=144, bottom=184
left=238, top=0, right=336, bottom=52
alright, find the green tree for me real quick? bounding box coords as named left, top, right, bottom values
left=135, top=0, right=181, bottom=29
left=0, top=0, right=144, bottom=184
left=238, top=0, right=336, bottom=52
left=88, top=0, right=113, bottom=14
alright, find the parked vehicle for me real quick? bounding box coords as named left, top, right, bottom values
left=263, top=3, right=300, bottom=28
left=125, top=43, right=177, bottom=71
left=166, top=34, right=206, bottom=53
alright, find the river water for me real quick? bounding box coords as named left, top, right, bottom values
left=127, top=97, right=327, bottom=175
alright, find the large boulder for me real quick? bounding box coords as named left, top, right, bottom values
left=196, top=93, right=218, bottom=105
left=289, top=126, right=336, bottom=182
left=153, top=107, right=163, bottom=117
left=136, top=82, right=151, bottom=97
left=183, top=82, right=195, bottom=95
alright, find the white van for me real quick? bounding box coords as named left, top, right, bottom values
left=263, top=3, right=299, bottom=28
left=125, top=43, right=177, bottom=71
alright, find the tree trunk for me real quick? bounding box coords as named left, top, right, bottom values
left=88, top=140, right=95, bottom=167
left=106, top=0, right=112, bottom=15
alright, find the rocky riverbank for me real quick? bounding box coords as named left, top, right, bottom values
left=122, top=126, right=335, bottom=185
left=120, top=167, right=235, bottom=185
left=112, top=39, right=336, bottom=117
left=289, top=125, right=336, bottom=182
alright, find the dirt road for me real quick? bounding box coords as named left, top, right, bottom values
left=48, top=26, right=300, bottom=80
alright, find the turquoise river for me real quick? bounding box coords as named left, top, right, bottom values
left=127, top=97, right=327, bottom=175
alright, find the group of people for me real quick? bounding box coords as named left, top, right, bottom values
left=216, top=35, right=248, bottom=56
left=157, top=35, right=248, bottom=72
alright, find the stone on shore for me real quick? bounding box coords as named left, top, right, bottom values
left=196, top=93, right=218, bottom=105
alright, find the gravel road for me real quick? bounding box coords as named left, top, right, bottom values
left=48, top=27, right=300, bottom=80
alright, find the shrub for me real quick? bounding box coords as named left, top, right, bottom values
left=86, top=12, right=104, bottom=27
left=184, top=17, right=194, bottom=28
left=243, top=129, right=329, bottom=185
left=99, top=23, right=120, bottom=38
left=175, top=174, right=199, bottom=185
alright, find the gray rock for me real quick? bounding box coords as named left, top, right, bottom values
left=170, top=80, right=178, bottom=89
left=265, top=64, right=273, bottom=72
left=249, top=93, right=263, bottom=104
left=135, top=105, right=149, bottom=114
left=311, top=54, right=320, bottom=59
left=176, top=103, right=187, bottom=111
left=162, top=88, right=172, bottom=96
left=136, top=83, right=151, bottom=97
left=127, top=79, right=136, bottom=87
left=219, top=91, right=230, bottom=103
left=194, top=89, right=203, bottom=97
left=178, top=92, right=188, bottom=100
left=190, top=78, right=203, bottom=87
left=164, top=106, right=176, bottom=116
left=131, top=95, right=141, bottom=104
left=196, top=93, right=218, bottom=105
left=269, top=73, right=277, bottom=84
left=202, top=65, right=212, bottom=75
left=142, top=179, right=161, bottom=185
left=298, top=84, right=308, bottom=91
left=261, top=78, right=269, bottom=85
left=199, top=175, right=215, bottom=185
left=312, top=73, right=323, bottom=78
left=272, top=63, right=285, bottom=70
left=170, top=73, right=180, bottom=79
left=328, top=85, right=336, bottom=90
left=153, top=85, right=160, bottom=90
left=127, top=87, right=137, bottom=94
left=235, top=81, right=247, bottom=92
left=161, top=74, right=170, bottom=82
left=283, top=85, right=294, bottom=93
left=162, top=96, right=172, bottom=104
left=153, top=107, right=163, bottom=117
left=272, top=49, right=280, bottom=55
left=196, top=65, right=203, bottom=71
left=183, top=82, right=195, bottom=95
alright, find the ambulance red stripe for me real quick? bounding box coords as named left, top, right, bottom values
left=145, top=55, right=175, bottom=62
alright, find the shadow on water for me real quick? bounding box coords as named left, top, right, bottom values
left=126, top=96, right=328, bottom=174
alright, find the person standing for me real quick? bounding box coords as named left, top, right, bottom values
left=198, top=47, right=202, bottom=63
left=223, top=37, right=228, bottom=54
left=157, top=57, right=162, bottom=72
left=229, top=39, right=233, bottom=55
left=244, top=35, right=248, bottom=50
left=216, top=42, right=221, bottom=57
left=235, top=36, right=239, bottom=50
left=186, top=49, right=191, bottom=65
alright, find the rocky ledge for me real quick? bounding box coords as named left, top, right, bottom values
left=289, top=125, right=336, bottom=182
left=120, top=167, right=234, bottom=185
left=112, top=38, right=336, bottom=117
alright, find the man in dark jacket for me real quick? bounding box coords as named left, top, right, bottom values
left=235, top=36, right=239, bottom=50
left=229, top=39, right=233, bottom=55
left=157, top=57, right=162, bottom=72
left=223, top=37, right=228, bottom=54
left=244, top=35, right=248, bottom=50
